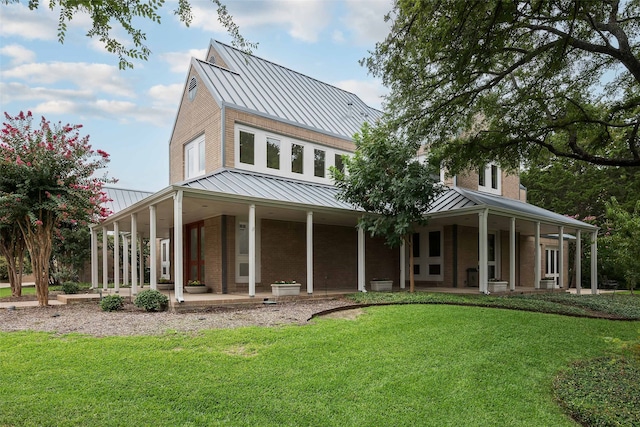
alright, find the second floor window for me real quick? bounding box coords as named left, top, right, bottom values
left=266, top=137, right=280, bottom=169
left=184, top=135, right=205, bottom=179
left=291, top=143, right=304, bottom=174
left=314, top=149, right=325, bottom=178
left=240, top=131, right=255, bottom=165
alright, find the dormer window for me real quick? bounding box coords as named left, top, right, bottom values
left=478, top=163, right=501, bottom=195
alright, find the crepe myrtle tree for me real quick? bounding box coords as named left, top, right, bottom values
left=331, top=122, right=444, bottom=293
left=0, top=111, right=114, bottom=306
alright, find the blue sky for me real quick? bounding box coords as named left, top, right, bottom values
left=0, top=0, right=392, bottom=191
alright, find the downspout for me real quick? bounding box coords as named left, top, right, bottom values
left=221, top=215, right=228, bottom=294
left=220, top=104, right=226, bottom=168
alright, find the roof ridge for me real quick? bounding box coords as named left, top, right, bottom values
left=213, top=40, right=381, bottom=113
left=103, top=185, right=153, bottom=194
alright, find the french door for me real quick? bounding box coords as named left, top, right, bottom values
left=185, top=222, right=205, bottom=283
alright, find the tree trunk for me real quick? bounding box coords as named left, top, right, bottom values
left=408, top=234, right=415, bottom=293
left=0, top=228, right=25, bottom=297
left=19, top=219, right=53, bottom=307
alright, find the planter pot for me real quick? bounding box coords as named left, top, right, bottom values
left=271, top=283, right=301, bottom=296
left=157, top=283, right=174, bottom=291
left=539, top=279, right=556, bottom=289
left=185, top=285, right=207, bottom=294
left=370, top=280, right=393, bottom=292
left=487, top=281, right=508, bottom=293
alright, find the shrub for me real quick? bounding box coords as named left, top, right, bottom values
left=61, top=282, right=80, bottom=294
left=101, top=295, right=125, bottom=312
left=134, top=289, right=169, bottom=312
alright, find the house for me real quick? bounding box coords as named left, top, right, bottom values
left=90, top=40, right=599, bottom=301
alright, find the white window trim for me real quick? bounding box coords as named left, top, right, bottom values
left=234, top=124, right=350, bottom=184
left=478, top=163, right=501, bottom=195
left=409, top=227, right=444, bottom=282
left=184, top=134, right=205, bottom=180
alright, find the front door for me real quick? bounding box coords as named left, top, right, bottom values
left=185, top=222, right=205, bottom=283
left=545, top=248, right=559, bottom=283
left=160, top=239, right=170, bottom=279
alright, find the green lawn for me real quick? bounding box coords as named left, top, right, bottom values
left=1, top=305, right=638, bottom=426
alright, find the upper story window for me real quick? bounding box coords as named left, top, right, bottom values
left=478, top=163, right=501, bottom=195
left=184, top=134, right=205, bottom=179
left=234, top=124, right=350, bottom=184
left=314, top=149, right=325, bottom=178
left=240, top=131, right=255, bottom=165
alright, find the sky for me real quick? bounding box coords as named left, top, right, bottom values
left=0, top=0, right=392, bottom=192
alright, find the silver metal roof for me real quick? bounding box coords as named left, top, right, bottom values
left=177, top=169, right=595, bottom=230
left=181, top=169, right=355, bottom=211
left=194, top=41, right=383, bottom=140
left=103, top=187, right=153, bottom=215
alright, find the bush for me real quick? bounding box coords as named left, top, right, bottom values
left=101, top=295, right=125, bottom=312
left=134, top=289, right=169, bottom=312
left=61, top=282, right=80, bottom=294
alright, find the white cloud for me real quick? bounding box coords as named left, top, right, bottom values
left=189, top=0, right=332, bottom=43
left=332, top=30, right=345, bottom=44
left=342, top=0, right=393, bottom=45
left=159, top=49, right=207, bottom=73
left=148, top=83, right=183, bottom=108
left=0, top=44, right=36, bottom=65
left=0, top=3, right=59, bottom=40
left=2, top=62, right=133, bottom=97
left=334, top=78, right=388, bottom=110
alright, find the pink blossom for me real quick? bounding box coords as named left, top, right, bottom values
left=35, top=220, right=43, bottom=226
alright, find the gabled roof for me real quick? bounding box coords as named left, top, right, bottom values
left=193, top=40, right=383, bottom=140
left=103, top=187, right=153, bottom=215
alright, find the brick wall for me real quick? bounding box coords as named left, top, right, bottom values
left=169, top=66, right=222, bottom=184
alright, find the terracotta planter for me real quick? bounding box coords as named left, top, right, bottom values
left=370, top=280, right=393, bottom=292
left=185, top=285, right=207, bottom=294
left=271, top=283, right=301, bottom=296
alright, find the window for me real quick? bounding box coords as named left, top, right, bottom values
left=429, top=231, right=441, bottom=257
left=184, top=135, right=205, bottom=179
left=185, top=222, right=205, bottom=283
left=266, top=137, right=280, bottom=169
left=335, top=154, right=344, bottom=174
left=478, top=165, right=485, bottom=186
left=491, top=165, right=498, bottom=189
left=412, top=233, right=420, bottom=257
left=546, top=248, right=559, bottom=280
left=408, top=229, right=443, bottom=281
left=291, top=143, right=304, bottom=174
left=239, top=131, right=255, bottom=165
left=314, top=149, right=325, bottom=178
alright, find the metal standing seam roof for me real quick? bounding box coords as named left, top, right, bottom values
left=103, top=187, right=153, bottom=215
left=178, top=170, right=595, bottom=230
left=195, top=41, right=383, bottom=140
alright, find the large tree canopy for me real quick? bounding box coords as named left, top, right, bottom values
left=366, top=0, right=640, bottom=172
left=2, top=0, right=256, bottom=69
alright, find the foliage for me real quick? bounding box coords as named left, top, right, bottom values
left=61, top=281, right=79, bottom=294
left=0, top=222, right=26, bottom=296
left=331, top=122, right=443, bottom=292
left=554, top=357, right=640, bottom=427
left=365, top=0, right=640, bottom=173
left=345, top=292, right=640, bottom=320
left=100, top=294, right=124, bottom=312
left=601, top=198, right=640, bottom=292
left=1, top=0, right=257, bottom=70
left=0, top=306, right=638, bottom=426
left=51, top=224, right=91, bottom=284
left=134, top=289, right=168, bottom=312
left=0, top=258, right=7, bottom=280
left=187, top=280, right=204, bottom=286
left=0, top=111, right=113, bottom=306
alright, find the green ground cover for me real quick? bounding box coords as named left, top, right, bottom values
left=1, top=304, right=638, bottom=426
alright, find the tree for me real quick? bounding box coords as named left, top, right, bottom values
left=365, top=0, right=640, bottom=174
left=0, top=223, right=26, bottom=297
left=0, top=111, right=113, bottom=306
left=601, top=198, right=640, bottom=292
left=2, top=0, right=256, bottom=70
left=331, top=122, right=444, bottom=293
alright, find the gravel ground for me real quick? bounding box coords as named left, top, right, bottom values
left=0, top=299, right=357, bottom=337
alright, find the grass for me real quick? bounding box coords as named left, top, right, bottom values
left=1, top=304, right=639, bottom=426
left=0, top=282, right=92, bottom=299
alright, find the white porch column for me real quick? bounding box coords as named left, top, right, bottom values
left=139, top=235, right=144, bottom=289
left=575, top=230, right=582, bottom=295
left=357, top=225, right=366, bottom=292
left=131, top=213, right=138, bottom=295
left=249, top=204, right=256, bottom=297
left=478, top=209, right=488, bottom=294
left=400, top=240, right=406, bottom=289
left=306, top=211, right=313, bottom=295
left=90, top=227, right=98, bottom=289
left=558, top=226, right=564, bottom=288
left=591, top=231, right=598, bottom=294
left=509, top=217, right=516, bottom=292
left=123, top=235, right=129, bottom=287
left=113, top=222, right=120, bottom=293
left=149, top=205, right=157, bottom=291
left=534, top=222, right=541, bottom=289
left=174, top=191, right=184, bottom=302
left=102, top=226, right=108, bottom=290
